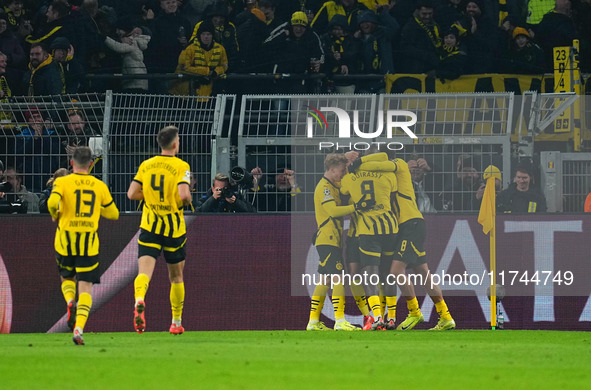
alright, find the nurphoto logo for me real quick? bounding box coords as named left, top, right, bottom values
left=305, top=106, right=418, bottom=151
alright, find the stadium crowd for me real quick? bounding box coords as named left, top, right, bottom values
left=0, top=0, right=588, bottom=96
left=0, top=0, right=587, bottom=214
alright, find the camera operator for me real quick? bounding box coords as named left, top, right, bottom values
left=196, top=173, right=256, bottom=213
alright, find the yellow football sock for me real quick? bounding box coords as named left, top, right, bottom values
left=332, top=283, right=346, bottom=321
left=75, top=293, right=92, bottom=330
left=368, top=295, right=382, bottom=319
left=134, top=273, right=150, bottom=302
left=407, top=297, right=421, bottom=317
left=61, top=280, right=76, bottom=303
left=379, top=285, right=386, bottom=319
left=435, top=299, right=453, bottom=320
left=309, top=284, right=329, bottom=322
left=350, top=283, right=369, bottom=316
left=386, top=296, right=397, bottom=320
left=170, top=282, right=185, bottom=322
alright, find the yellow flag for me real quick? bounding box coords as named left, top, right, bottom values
left=478, top=177, right=496, bottom=234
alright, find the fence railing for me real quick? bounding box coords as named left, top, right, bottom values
left=0, top=91, right=584, bottom=213
left=541, top=151, right=591, bottom=212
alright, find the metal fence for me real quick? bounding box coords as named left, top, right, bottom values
left=235, top=93, right=514, bottom=213
left=541, top=151, right=591, bottom=212
left=104, top=93, right=235, bottom=211
left=0, top=92, right=234, bottom=213
left=0, top=91, right=587, bottom=214
left=0, top=94, right=106, bottom=213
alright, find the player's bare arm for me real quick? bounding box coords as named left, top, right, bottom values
left=127, top=181, right=144, bottom=201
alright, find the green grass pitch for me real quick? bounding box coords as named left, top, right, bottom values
left=1, top=330, right=590, bottom=389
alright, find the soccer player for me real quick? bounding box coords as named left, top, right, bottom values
left=344, top=214, right=374, bottom=330
left=392, top=156, right=455, bottom=330
left=127, top=126, right=192, bottom=335
left=48, top=146, right=119, bottom=345
left=307, top=153, right=372, bottom=331
left=340, top=153, right=398, bottom=330
left=354, top=153, right=456, bottom=330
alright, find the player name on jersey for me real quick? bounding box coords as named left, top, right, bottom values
left=348, top=171, right=384, bottom=181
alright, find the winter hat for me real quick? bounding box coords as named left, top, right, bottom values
left=357, top=10, right=378, bottom=26
left=291, top=11, right=308, bottom=26
left=197, top=21, right=215, bottom=36
left=467, top=0, right=485, bottom=10
left=483, top=165, right=501, bottom=181
left=50, top=37, right=70, bottom=50
left=251, top=8, right=266, bottom=23
left=25, top=107, right=42, bottom=121
left=512, top=27, right=530, bottom=39
left=328, top=14, right=349, bottom=30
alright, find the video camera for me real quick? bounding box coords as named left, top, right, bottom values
left=221, top=166, right=254, bottom=199
left=229, top=166, right=254, bottom=188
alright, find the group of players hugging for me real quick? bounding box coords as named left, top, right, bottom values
left=307, top=151, right=456, bottom=331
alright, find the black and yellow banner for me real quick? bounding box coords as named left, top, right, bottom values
left=385, top=74, right=588, bottom=142
left=385, top=73, right=554, bottom=95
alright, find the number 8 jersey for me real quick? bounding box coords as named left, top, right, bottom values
left=50, top=173, right=119, bottom=256
left=340, top=169, right=398, bottom=236
left=133, top=155, right=191, bottom=238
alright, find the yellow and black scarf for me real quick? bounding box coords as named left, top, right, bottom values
left=498, top=0, right=508, bottom=27
left=3, top=6, right=25, bottom=29
left=0, top=76, right=11, bottom=100
left=414, top=17, right=442, bottom=50
left=27, top=54, right=54, bottom=96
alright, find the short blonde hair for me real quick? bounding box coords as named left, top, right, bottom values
left=213, top=173, right=229, bottom=185
left=324, top=153, right=348, bottom=171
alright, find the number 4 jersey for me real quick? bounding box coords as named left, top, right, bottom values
left=133, top=155, right=191, bottom=238
left=49, top=173, right=119, bottom=256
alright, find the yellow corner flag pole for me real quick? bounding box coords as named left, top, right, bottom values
left=478, top=173, right=497, bottom=329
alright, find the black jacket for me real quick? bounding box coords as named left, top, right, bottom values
left=263, top=23, right=324, bottom=74
left=398, top=17, right=441, bottom=73
left=497, top=183, right=547, bottom=213
left=23, top=58, right=63, bottom=96
left=196, top=188, right=256, bottom=213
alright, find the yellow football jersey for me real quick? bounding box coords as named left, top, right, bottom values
left=133, top=155, right=191, bottom=238
left=391, top=158, right=424, bottom=224
left=357, top=154, right=424, bottom=224
left=49, top=173, right=119, bottom=256
left=313, top=176, right=355, bottom=247
left=340, top=168, right=398, bottom=236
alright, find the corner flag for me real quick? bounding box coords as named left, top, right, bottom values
left=478, top=166, right=499, bottom=329
left=478, top=176, right=496, bottom=234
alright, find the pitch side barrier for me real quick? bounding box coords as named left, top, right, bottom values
left=1, top=214, right=590, bottom=333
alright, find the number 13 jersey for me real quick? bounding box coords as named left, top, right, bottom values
left=51, top=173, right=118, bottom=256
